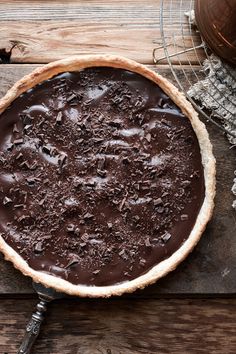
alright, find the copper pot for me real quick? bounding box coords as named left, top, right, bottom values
left=195, top=0, right=236, bottom=65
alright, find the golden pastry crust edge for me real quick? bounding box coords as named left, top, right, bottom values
left=0, top=54, right=216, bottom=297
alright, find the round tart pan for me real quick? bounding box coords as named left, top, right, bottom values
left=0, top=55, right=216, bottom=297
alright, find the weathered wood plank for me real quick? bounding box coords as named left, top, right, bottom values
left=0, top=0, right=158, bottom=20
left=0, top=298, right=236, bottom=354
left=0, top=0, right=205, bottom=64
left=0, top=64, right=235, bottom=296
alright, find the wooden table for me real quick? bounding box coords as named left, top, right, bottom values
left=0, top=1, right=235, bottom=353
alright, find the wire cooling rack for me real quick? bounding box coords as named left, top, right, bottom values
left=153, top=0, right=236, bottom=138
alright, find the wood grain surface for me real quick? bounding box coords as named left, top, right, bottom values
left=0, top=0, right=205, bottom=64
left=0, top=64, right=235, bottom=296
left=0, top=298, right=236, bottom=354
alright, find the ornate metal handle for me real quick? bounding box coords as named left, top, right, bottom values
left=18, top=298, right=49, bottom=354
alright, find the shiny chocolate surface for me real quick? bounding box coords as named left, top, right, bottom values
left=0, top=67, right=205, bottom=286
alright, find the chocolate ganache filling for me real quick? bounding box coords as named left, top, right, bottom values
left=0, top=67, right=205, bottom=286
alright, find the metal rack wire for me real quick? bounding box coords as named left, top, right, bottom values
left=153, top=0, right=236, bottom=138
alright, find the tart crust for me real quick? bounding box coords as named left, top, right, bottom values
left=0, top=55, right=216, bottom=297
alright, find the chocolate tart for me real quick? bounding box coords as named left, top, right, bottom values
left=0, top=55, right=215, bottom=297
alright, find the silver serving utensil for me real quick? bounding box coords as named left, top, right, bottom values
left=18, top=282, right=65, bottom=354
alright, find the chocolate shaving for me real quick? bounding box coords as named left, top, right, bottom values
left=114, top=231, right=123, bottom=241
left=161, top=232, right=172, bottom=243
left=181, top=180, right=191, bottom=188
left=15, top=152, right=23, bottom=160
left=97, top=169, right=106, bottom=178
left=119, top=249, right=128, bottom=260
left=161, top=119, right=171, bottom=127
left=29, top=161, right=38, bottom=170
left=145, top=133, right=151, bottom=143
left=3, top=196, right=12, bottom=205
left=93, top=137, right=104, bottom=144
left=156, top=206, right=164, bottom=214
left=191, top=170, right=200, bottom=178
left=73, top=178, right=83, bottom=188
left=162, top=192, right=169, bottom=197
left=145, top=238, right=152, bottom=247
left=58, top=153, right=67, bottom=169
left=119, top=195, right=127, bottom=211
left=0, top=155, right=6, bottom=164
left=93, top=269, right=100, bottom=275
left=181, top=214, right=189, bottom=221
left=67, top=224, right=75, bottom=232
left=6, top=143, right=14, bottom=151
left=81, top=233, right=89, bottom=242
left=24, top=124, right=32, bottom=131
left=65, top=256, right=80, bottom=268
left=13, top=124, right=20, bottom=133
left=107, top=222, right=113, bottom=229
left=108, top=119, right=121, bottom=128
left=34, top=241, right=44, bottom=254
left=139, top=258, right=146, bottom=266
left=74, top=227, right=80, bottom=236
left=42, top=145, right=52, bottom=155
left=84, top=212, right=94, bottom=220
left=13, top=138, right=24, bottom=145
left=97, top=157, right=106, bottom=170
left=26, top=177, right=39, bottom=185
left=18, top=214, right=30, bottom=222
left=119, top=249, right=125, bottom=256
left=114, top=187, right=122, bottom=194
left=122, top=157, right=130, bottom=164
left=19, top=161, right=28, bottom=169
left=38, top=198, right=46, bottom=206
left=20, top=113, right=33, bottom=126
left=80, top=242, right=87, bottom=248
left=153, top=198, right=163, bottom=206
left=14, top=204, right=24, bottom=209
left=56, top=111, right=63, bottom=124
left=67, top=93, right=77, bottom=103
